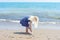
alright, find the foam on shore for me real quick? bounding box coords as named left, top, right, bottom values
left=0, top=19, right=60, bottom=24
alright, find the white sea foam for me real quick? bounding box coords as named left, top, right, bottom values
left=0, top=19, right=60, bottom=24
left=0, top=19, right=6, bottom=22
left=0, top=19, right=20, bottom=23
left=9, top=20, right=20, bottom=23
left=39, top=22, right=57, bottom=24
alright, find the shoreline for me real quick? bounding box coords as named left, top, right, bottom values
left=0, top=19, right=60, bottom=24
left=0, top=21, right=60, bottom=30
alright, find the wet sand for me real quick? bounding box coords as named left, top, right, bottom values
left=0, top=29, right=60, bottom=40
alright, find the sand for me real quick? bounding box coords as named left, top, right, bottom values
left=0, top=29, right=60, bottom=40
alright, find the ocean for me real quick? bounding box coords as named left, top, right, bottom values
left=0, top=2, right=60, bottom=22
left=0, top=2, right=60, bottom=30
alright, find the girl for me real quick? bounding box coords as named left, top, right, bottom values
left=20, top=16, right=39, bottom=33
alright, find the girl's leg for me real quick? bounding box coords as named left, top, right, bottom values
left=26, top=27, right=29, bottom=33
left=29, top=26, right=32, bottom=32
left=29, top=21, right=32, bottom=32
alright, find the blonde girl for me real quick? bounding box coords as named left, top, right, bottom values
left=20, top=16, right=39, bottom=33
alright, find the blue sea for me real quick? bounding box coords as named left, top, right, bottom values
left=0, top=2, right=60, bottom=22
left=0, top=2, right=60, bottom=30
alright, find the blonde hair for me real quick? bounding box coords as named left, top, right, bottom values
left=28, top=16, right=39, bottom=28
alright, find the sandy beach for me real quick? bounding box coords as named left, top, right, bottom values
left=0, top=29, right=60, bottom=40
left=0, top=21, right=60, bottom=40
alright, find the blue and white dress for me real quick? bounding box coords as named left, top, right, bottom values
left=20, top=16, right=30, bottom=27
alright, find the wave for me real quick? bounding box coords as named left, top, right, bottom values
left=0, top=19, right=60, bottom=24
left=0, top=19, right=20, bottom=23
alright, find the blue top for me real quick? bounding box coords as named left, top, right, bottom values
left=20, top=16, right=30, bottom=27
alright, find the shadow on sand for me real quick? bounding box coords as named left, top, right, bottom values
left=14, top=32, right=32, bottom=35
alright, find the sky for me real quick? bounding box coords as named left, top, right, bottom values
left=0, top=0, right=60, bottom=2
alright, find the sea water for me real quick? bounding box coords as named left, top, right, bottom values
left=0, top=2, right=60, bottom=30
